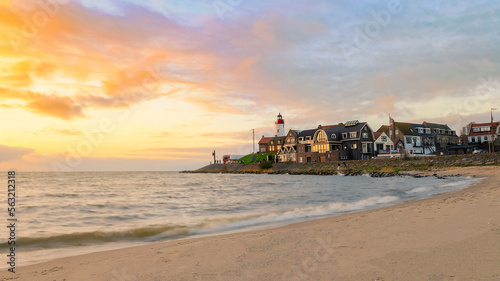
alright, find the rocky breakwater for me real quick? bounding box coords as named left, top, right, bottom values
left=183, top=153, right=500, bottom=177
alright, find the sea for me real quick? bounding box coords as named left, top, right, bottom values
left=1, top=171, right=482, bottom=269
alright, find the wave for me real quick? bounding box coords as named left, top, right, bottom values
left=192, top=195, right=400, bottom=235
left=440, top=180, right=469, bottom=187
left=45, top=193, right=79, bottom=198
left=1, top=196, right=400, bottom=251
left=406, top=186, right=434, bottom=194
left=0, top=225, right=190, bottom=250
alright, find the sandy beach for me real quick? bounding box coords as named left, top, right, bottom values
left=2, top=166, right=499, bottom=281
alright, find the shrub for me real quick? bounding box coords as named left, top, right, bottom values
left=259, top=160, right=273, bottom=170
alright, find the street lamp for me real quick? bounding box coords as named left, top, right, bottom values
left=491, top=108, right=498, bottom=153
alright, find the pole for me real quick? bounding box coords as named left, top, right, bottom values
left=253, top=129, right=255, bottom=154
left=492, top=108, right=497, bottom=152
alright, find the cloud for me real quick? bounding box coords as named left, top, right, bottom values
left=35, top=127, right=82, bottom=136
left=0, top=87, right=84, bottom=119
left=0, top=145, right=34, bottom=163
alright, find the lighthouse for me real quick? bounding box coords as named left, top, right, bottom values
left=275, top=113, right=285, bottom=137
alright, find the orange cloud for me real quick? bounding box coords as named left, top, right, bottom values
left=0, top=87, right=84, bottom=119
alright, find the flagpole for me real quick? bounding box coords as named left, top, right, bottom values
left=491, top=108, right=498, bottom=153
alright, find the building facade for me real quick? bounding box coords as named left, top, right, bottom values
left=389, top=122, right=436, bottom=155
left=374, top=131, right=394, bottom=155
left=277, top=129, right=301, bottom=162
left=258, top=136, right=272, bottom=153
left=295, top=121, right=375, bottom=163
left=423, top=122, right=459, bottom=152
left=467, top=122, right=499, bottom=144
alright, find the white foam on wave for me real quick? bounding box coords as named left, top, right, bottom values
left=192, top=196, right=400, bottom=235
left=406, top=186, right=433, bottom=194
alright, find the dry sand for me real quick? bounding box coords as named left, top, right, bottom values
left=1, top=166, right=499, bottom=281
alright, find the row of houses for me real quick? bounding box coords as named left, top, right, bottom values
left=257, top=114, right=497, bottom=163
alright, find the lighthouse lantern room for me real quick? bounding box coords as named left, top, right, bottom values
left=275, top=113, right=285, bottom=137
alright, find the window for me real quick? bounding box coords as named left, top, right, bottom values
left=381, top=136, right=387, bottom=142
left=362, top=143, right=367, bottom=153
left=331, top=133, right=336, bottom=139
left=342, top=133, right=347, bottom=139
left=350, top=132, right=357, bottom=138
left=306, top=136, right=311, bottom=141
left=418, top=128, right=423, bottom=133
left=351, top=143, right=357, bottom=149
left=406, top=136, right=411, bottom=143
left=312, top=144, right=328, bottom=153
left=426, top=128, right=431, bottom=134
left=278, top=140, right=281, bottom=144
left=362, top=132, right=368, bottom=138
left=316, top=131, right=327, bottom=142
left=298, top=137, right=304, bottom=141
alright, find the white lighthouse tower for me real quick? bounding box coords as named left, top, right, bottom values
left=275, top=113, right=285, bottom=137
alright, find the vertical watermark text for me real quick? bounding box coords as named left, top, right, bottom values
left=6, top=171, right=17, bottom=273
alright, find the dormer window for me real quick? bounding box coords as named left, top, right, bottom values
left=298, top=137, right=304, bottom=141
left=331, top=133, right=336, bottom=139
left=306, top=136, right=311, bottom=141
left=349, top=132, right=356, bottom=138
left=342, top=133, right=347, bottom=139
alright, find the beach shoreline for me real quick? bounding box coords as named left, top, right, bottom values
left=1, top=166, right=499, bottom=280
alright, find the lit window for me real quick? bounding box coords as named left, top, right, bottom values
left=351, top=143, right=357, bottom=149
left=317, top=131, right=327, bottom=142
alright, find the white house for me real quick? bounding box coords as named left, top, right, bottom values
left=374, top=131, right=393, bottom=154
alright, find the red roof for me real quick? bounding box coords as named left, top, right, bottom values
left=373, top=132, right=383, bottom=139
left=258, top=137, right=272, bottom=145
left=469, top=122, right=499, bottom=136
left=377, top=125, right=390, bottom=134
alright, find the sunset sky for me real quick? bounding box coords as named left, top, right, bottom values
left=1, top=0, right=499, bottom=171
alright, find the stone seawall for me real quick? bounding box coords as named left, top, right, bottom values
left=185, top=153, right=500, bottom=175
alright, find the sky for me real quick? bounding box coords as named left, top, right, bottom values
left=0, top=0, right=499, bottom=171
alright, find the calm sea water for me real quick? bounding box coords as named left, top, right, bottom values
left=1, top=171, right=481, bottom=269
